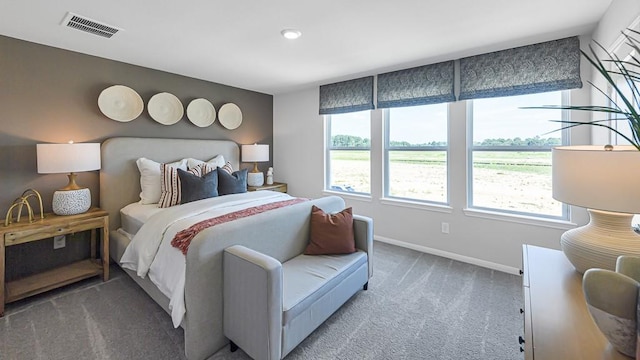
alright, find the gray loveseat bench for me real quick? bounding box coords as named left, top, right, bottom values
left=223, top=214, right=373, bottom=360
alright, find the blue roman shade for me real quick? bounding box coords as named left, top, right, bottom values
left=377, top=61, right=455, bottom=108
left=319, top=76, right=374, bottom=115
left=459, top=36, right=582, bottom=100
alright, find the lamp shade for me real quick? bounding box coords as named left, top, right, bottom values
left=552, top=145, right=640, bottom=214
left=37, top=143, right=101, bottom=174
left=241, top=144, right=269, bottom=162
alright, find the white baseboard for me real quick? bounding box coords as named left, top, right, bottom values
left=374, top=235, right=521, bottom=275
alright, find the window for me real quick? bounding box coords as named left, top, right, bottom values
left=325, top=110, right=371, bottom=194
left=469, top=91, right=567, bottom=218
left=384, top=104, right=448, bottom=203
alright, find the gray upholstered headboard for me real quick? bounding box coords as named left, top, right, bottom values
left=99, top=137, right=240, bottom=231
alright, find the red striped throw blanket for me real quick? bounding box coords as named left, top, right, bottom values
left=171, top=198, right=308, bottom=255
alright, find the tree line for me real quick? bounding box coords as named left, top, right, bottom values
left=331, top=135, right=561, bottom=147
left=474, top=136, right=561, bottom=147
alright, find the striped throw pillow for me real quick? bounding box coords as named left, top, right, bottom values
left=188, top=163, right=216, bottom=177
left=159, top=163, right=203, bottom=208
left=220, top=161, right=234, bottom=175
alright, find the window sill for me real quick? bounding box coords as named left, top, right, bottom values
left=380, top=198, right=453, bottom=213
left=322, top=190, right=372, bottom=202
left=463, top=208, right=576, bottom=230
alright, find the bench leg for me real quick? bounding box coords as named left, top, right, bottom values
left=363, top=282, right=368, bottom=291
left=230, top=341, right=238, bottom=352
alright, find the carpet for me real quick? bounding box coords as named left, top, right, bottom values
left=1, top=242, right=523, bottom=359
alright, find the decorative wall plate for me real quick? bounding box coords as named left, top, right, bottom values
left=98, top=85, right=143, bottom=122
left=148, top=92, right=184, bottom=125
left=218, top=103, right=243, bottom=130
left=187, top=98, right=216, bottom=127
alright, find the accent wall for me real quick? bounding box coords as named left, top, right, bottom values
left=0, top=35, right=273, bottom=280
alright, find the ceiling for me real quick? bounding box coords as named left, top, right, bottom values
left=0, top=0, right=613, bottom=95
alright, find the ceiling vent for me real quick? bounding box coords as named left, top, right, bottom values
left=61, top=12, right=121, bottom=38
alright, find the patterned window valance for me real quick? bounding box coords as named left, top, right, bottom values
left=377, top=61, right=455, bottom=108
left=459, top=36, right=582, bottom=100
left=319, top=76, right=374, bottom=115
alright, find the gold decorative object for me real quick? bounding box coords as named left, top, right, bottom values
left=21, top=189, right=44, bottom=219
left=4, top=189, right=44, bottom=226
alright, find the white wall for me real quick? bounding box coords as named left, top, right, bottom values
left=274, top=38, right=596, bottom=274
left=592, top=0, right=640, bottom=50
left=590, top=0, right=640, bottom=145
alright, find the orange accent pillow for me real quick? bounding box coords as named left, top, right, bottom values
left=304, top=205, right=356, bottom=255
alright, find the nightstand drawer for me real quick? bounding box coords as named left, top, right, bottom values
left=248, top=182, right=287, bottom=193
left=265, top=184, right=287, bottom=193
left=5, top=216, right=106, bottom=246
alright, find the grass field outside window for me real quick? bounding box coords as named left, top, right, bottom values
left=329, top=150, right=370, bottom=193
left=385, top=103, right=448, bottom=203
left=469, top=91, right=566, bottom=219
left=332, top=150, right=559, bottom=214
left=326, top=111, right=371, bottom=194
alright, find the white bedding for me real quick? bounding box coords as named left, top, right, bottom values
left=120, top=191, right=294, bottom=327
left=120, top=202, right=165, bottom=235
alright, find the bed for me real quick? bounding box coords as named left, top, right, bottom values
left=99, top=137, right=349, bottom=360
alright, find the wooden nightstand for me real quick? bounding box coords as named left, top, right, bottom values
left=247, top=182, right=287, bottom=193
left=0, top=208, right=109, bottom=316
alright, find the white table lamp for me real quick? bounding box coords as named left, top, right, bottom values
left=37, top=142, right=101, bottom=215
left=552, top=145, right=640, bottom=273
left=242, top=144, right=269, bottom=187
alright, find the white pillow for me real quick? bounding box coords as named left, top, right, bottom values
left=136, top=157, right=187, bottom=204
left=186, top=155, right=225, bottom=170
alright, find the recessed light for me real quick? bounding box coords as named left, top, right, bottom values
left=281, top=29, right=302, bottom=40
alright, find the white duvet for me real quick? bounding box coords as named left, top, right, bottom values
left=120, top=191, right=294, bottom=327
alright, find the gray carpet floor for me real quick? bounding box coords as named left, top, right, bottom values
left=1, top=242, right=524, bottom=360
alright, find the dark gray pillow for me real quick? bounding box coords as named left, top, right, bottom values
left=217, top=167, right=248, bottom=195
left=177, top=168, right=218, bottom=204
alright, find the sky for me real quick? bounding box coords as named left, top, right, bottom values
left=330, top=91, right=565, bottom=144
left=472, top=91, right=563, bottom=142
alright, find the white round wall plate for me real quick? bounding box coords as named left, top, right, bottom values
left=148, top=92, right=184, bottom=125
left=218, top=103, right=243, bottom=130
left=187, top=98, right=216, bottom=127
left=98, top=85, right=143, bottom=122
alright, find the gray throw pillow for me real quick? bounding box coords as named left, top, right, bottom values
left=177, top=168, right=218, bottom=204
left=217, top=168, right=248, bottom=195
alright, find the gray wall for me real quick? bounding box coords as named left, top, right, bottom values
left=1, top=35, right=273, bottom=280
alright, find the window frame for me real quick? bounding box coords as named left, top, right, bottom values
left=466, top=91, right=570, bottom=220
left=324, top=113, right=371, bottom=195
left=383, top=105, right=450, bottom=205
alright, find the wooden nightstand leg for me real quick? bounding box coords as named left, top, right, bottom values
left=0, top=238, right=5, bottom=317
left=102, top=218, right=109, bottom=281
left=90, top=229, right=96, bottom=260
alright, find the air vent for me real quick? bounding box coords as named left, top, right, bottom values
left=61, top=12, right=121, bottom=38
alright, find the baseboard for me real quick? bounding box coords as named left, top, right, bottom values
left=374, top=236, right=521, bottom=275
